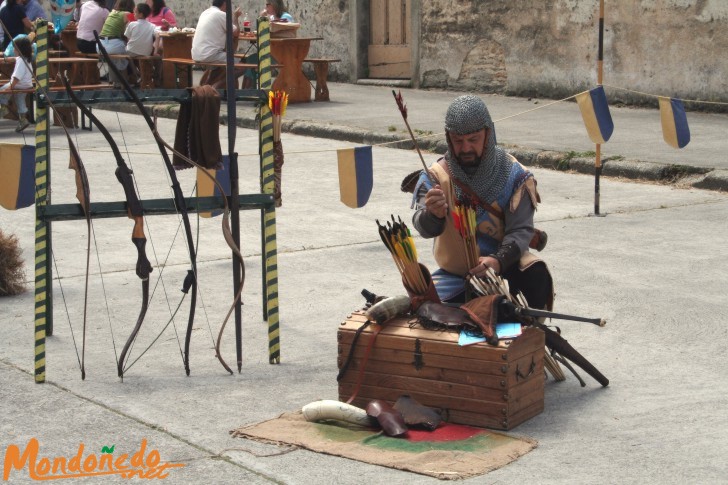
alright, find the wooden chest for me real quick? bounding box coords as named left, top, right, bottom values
left=337, top=310, right=545, bottom=430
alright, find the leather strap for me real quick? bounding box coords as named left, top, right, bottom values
left=345, top=323, right=383, bottom=404
left=336, top=320, right=370, bottom=381
left=438, top=158, right=505, bottom=220
left=438, top=158, right=546, bottom=252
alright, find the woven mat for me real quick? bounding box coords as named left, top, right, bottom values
left=231, top=411, right=537, bottom=480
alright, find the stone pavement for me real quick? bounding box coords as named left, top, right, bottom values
left=0, top=97, right=727, bottom=484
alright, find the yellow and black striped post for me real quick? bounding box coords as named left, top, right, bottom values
left=257, top=20, right=280, bottom=364
left=33, top=22, right=50, bottom=383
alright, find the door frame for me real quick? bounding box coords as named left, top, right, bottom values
left=349, top=0, right=421, bottom=86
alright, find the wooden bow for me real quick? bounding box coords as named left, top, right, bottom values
left=60, top=75, right=153, bottom=379
left=95, top=31, right=245, bottom=375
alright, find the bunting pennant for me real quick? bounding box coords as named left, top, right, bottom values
left=658, top=97, right=690, bottom=149
left=337, top=146, right=373, bottom=208
left=576, top=86, right=614, bottom=144
left=0, top=144, right=35, bottom=210
left=196, top=155, right=231, bottom=218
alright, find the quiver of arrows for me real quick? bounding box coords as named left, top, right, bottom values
left=376, top=216, right=439, bottom=309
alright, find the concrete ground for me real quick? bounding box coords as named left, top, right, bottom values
left=1, top=90, right=727, bottom=484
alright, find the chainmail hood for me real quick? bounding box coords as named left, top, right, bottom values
left=444, top=95, right=512, bottom=204
left=445, top=95, right=490, bottom=135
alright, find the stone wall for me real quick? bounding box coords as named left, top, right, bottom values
left=168, top=0, right=728, bottom=105
left=421, top=0, right=728, bottom=105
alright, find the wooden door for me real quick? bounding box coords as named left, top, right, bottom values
left=368, top=0, right=411, bottom=78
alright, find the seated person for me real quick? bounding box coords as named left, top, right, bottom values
left=191, top=0, right=244, bottom=89
left=242, top=0, right=296, bottom=88
left=125, top=2, right=153, bottom=56
left=145, top=0, right=174, bottom=28
left=97, top=0, right=134, bottom=86
left=0, top=0, right=33, bottom=51
left=3, top=32, right=37, bottom=59
left=74, top=0, right=108, bottom=54
left=411, top=95, right=553, bottom=310
left=260, top=0, right=294, bottom=22
left=0, top=36, right=33, bottom=132
left=145, top=0, right=175, bottom=56
left=124, top=3, right=154, bottom=85
left=23, top=0, right=48, bottom=21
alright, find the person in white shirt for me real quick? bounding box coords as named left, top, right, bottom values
left=191, top=0, right=240, bottom=63
left=123, top=2, right=155, bottom=86
left=191, top=0, right=245, bottom=88
left=75, top=0, right=109, bottom=54
left=124, top=2, right=153, bottom=56
left=0, top=36, right=34, bottom=132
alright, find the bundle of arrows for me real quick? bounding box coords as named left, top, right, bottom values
left=452, top=197, right=480, bottom=270
left=468, top=266, right=522, bottom=305
left=468, top=268, right=567, bottom=380
left=376, top=216, right=428, bottom=294
left=268, top=90, right=288, bottom=142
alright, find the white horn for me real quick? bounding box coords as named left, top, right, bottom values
left=302, top=400, right=375, bottom=427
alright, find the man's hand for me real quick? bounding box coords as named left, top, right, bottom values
left=425, top=185, right=448, bottom=219
left=233, top=7, right=242, bottom=19
left=470, top=256, right=501, bottom=278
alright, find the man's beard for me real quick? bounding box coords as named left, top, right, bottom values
left=453, top=150, right=483, bottom=175
left=456, top=151, right=480, bottom=166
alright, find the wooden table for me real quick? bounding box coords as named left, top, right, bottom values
left=270, top=37, right=322, bottom=103
left=159, top=32, right=194, bottom=88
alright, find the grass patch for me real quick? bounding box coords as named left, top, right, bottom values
left=555, top=150, right=594, bottom=170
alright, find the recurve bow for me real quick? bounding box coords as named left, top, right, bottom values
left=60, top=75, right=153, bottom=379
left=94, top=32, right=245, bottom=374
left=66, top=122, right=91, bottom=381
left=6, top=20, right=91, bottom=379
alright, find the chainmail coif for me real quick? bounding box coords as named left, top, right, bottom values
left=444, top=95, right=511, bottom=205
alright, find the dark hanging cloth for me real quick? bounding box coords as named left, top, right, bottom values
left=173, top=85, right=223, bottom=170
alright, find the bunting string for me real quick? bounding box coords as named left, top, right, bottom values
left=39, top=82, right=724, bottom=212
left=48, top=83, right=720, bottom=159
left=602, top=84, right=728, bottom=106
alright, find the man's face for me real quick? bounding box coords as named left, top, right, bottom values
left=449, top=129, right=488, bottom=166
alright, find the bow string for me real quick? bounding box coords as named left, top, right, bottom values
left=94, top=31, right=245, bottom=375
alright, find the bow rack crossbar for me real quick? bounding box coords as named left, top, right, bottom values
left=38, top=88, right=266, bottom=106
left=40, top=195, right=274, bottom=221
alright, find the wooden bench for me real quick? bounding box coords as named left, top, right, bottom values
left=48, top=57, right=101, bottom=89
left=163, top=57, right=281, bottom=88
left=74, top=53, right=161, bottom=88
left=3, top=87, right=63, bottom=127
left=1, top=88, right=35, bottom=126
left=303, top=58, right=340, bottom=101
left=74, top=53, right=102, bottom=84
left=3, top=84, right=112, bottom=130
left=109, top=54, right=161, bottom=89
